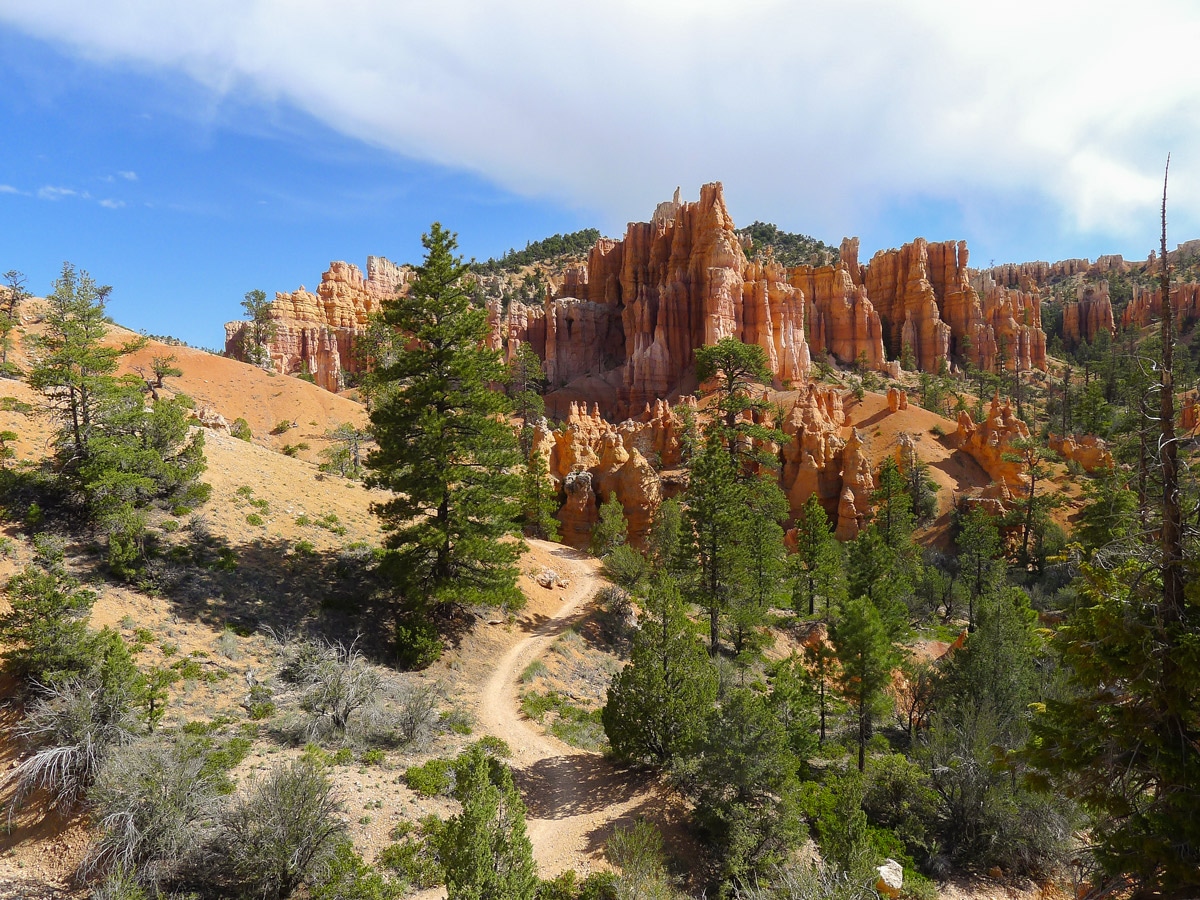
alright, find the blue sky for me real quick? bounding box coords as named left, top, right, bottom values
left=3, top=1, right=1199, bottom=349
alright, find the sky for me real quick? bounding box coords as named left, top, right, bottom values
left=2, top=0, right=1200, bottom=349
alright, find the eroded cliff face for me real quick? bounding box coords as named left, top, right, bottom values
left=860, top=238, right=1046, bottom=374
left=224, top=257, right=410, bottom=391
left=229, top=185, right=1049, bottom=404
left=531, top=398, right=687, bottom=547
left=1120, top=282, right=1200, bottom=330
left=1062, top=281, right=1117, bottom=349
left=955, top=395, right=1030, bottom=491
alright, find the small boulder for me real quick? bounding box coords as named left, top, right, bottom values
left=536, top=570, right=559, bottom=589
left=876, top=859, right=903, bottom=898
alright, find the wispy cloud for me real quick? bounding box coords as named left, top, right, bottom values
left=2, top=0, right=1199, bottom=255
left=117, top=170, right=137, bottom=181
left=98, top=198, right=125, bottom=209
left=38, top=185, right=77, bottom=200
left=0, top=184, right=24, bottom=195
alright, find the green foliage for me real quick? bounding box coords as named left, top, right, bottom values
left=1026, top=563, right=1200, bottom=892
left=367, top=224, right=525, bottom=665
left=694, top=337, right=780, bottom=472
left=471, top=229, right=601, bottom=275
left=378, top=816, right=445, bottom=891
left=231, top=417, right=253, bottom=441
left=405, top=758, right=453, bottom=797
left=603, top=818, right=681, bottom=899
left=221, top=757, right=346, bottom=900
left=520, top=451, right=560, bottom=541
left=321, top=423, right=371, bottom=479
left=437, top=744, right=537, bottom=900
left=149, top=354, right=182, bottom=388
left=590, top=491, right=627, bottom=556
left=239, top=288, right=277, bottom=368
left=687, top=686, right=806, bottom=886
left=871, top=458, right=915, bottom=549
left=790, top=493, right=843, bottom=619
left=737, top=221, right=838, bottom=267
left=310, top=840, right=401, bottom=900
left=831, top=598, right=899, bottom=772
left=600, top=543, right=648, bottom=593
left=23, top=266, right=209, bottom=572
left=602, top=578, right=717, bottom=765
left=520, top=691, right=606, bottom=751
left=0, top=561, right=98, bottom=684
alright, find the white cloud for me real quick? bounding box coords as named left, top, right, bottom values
left=98, top=198, right=125, bottom=209
left=38, top=185, right=77, bottom=200
left=0, top=184, right=23, bottom=194
left=3, top=0, right=1200, bottom=255
left=118, top=170, right=137, bottom=181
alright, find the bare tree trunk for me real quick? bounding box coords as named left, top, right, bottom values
left=1160, top=157, right=1185, bottom=617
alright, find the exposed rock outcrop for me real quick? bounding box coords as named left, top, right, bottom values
left=532, top=399, right=686, bottom=548
left=1049, top=433, right=1114, bottom=473
left=862, top=239, right=1047, bottom=374
left=225, top=257, right=410, bottom=391
left=1062, top=281, right=1116, bottom=348
left=1120, top=282, right=1200, bottom=330
left=955, top=395, right=1030, bottom=490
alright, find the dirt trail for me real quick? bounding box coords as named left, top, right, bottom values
left=414, top=543, right=663, bottom=899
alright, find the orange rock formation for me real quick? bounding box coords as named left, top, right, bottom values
left=1120, top=283, right=1200, bottom=330
left=1048, top=434, right=1114, bottom=473
left=1062, top=281, right=1116, bottom=348
left=954, top=395, right=1030, bottom=491
left=225, top=257, right=410, bottom=391
left=862, top=239, right=1046, bottom=374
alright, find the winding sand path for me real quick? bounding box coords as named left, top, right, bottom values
left=413, top=542, right=664, bottom=899
left=477, top=543, right=660, bottom=877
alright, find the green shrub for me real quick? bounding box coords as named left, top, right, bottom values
left=231, top=418, right=252, bottom=441
left=0, top=396, right=34, bottom=413
left=220, top=757, right=345, bottom=900
left=361, top=749, right=385, bottom=766
left=520, top=660, right=548, bottom=683
left=404, top=758, right=452, bottom=797
left=245, top=513, right=265, bottom=527
left=272, top=420, right=293, bottom=435
left=86, top=738, right=220, bottom=889
left=0, top=563, right=98, bottom=685
left=377, top=815, right=444, bottom=890
left=295, top=514, right=311, bottom=527
left=310, top=839, right=400, bottom=900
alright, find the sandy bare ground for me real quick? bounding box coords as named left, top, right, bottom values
left=413, top=542, right=671, bottom=899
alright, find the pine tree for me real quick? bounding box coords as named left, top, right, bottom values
left=729, top=478, right=787, bottom=662
left=955, top=505, right=1002, bottom=631
left=871, top=457, right=915, bottom=549
left=519, top=452, right=559, bottom=542
left=832, top=598, right=898, bottom=772
left=694, top=336, right=780, bottom=473
left=602, top=578, right=717, bottom=765
left=590, top=491, right=627, bottom=556
left=25, top=264, right=208, bottom=574
left=366, top=224, right=524, bottom=666
left=790, top=493, right=843, bottom=619
left=682, top=438, right=748, bottom=655
left=239, top=289, right=276, bottom=368
left=691, top=687, right=805, bottom=885
left=438, top=745, right=537, bottom=900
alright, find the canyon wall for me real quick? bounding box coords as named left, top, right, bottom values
left=224, top=257, right=410, bottom=391
left=1062, top=281, right=1116, bottom=348
left=228, top=184, right=1048, bottom=404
